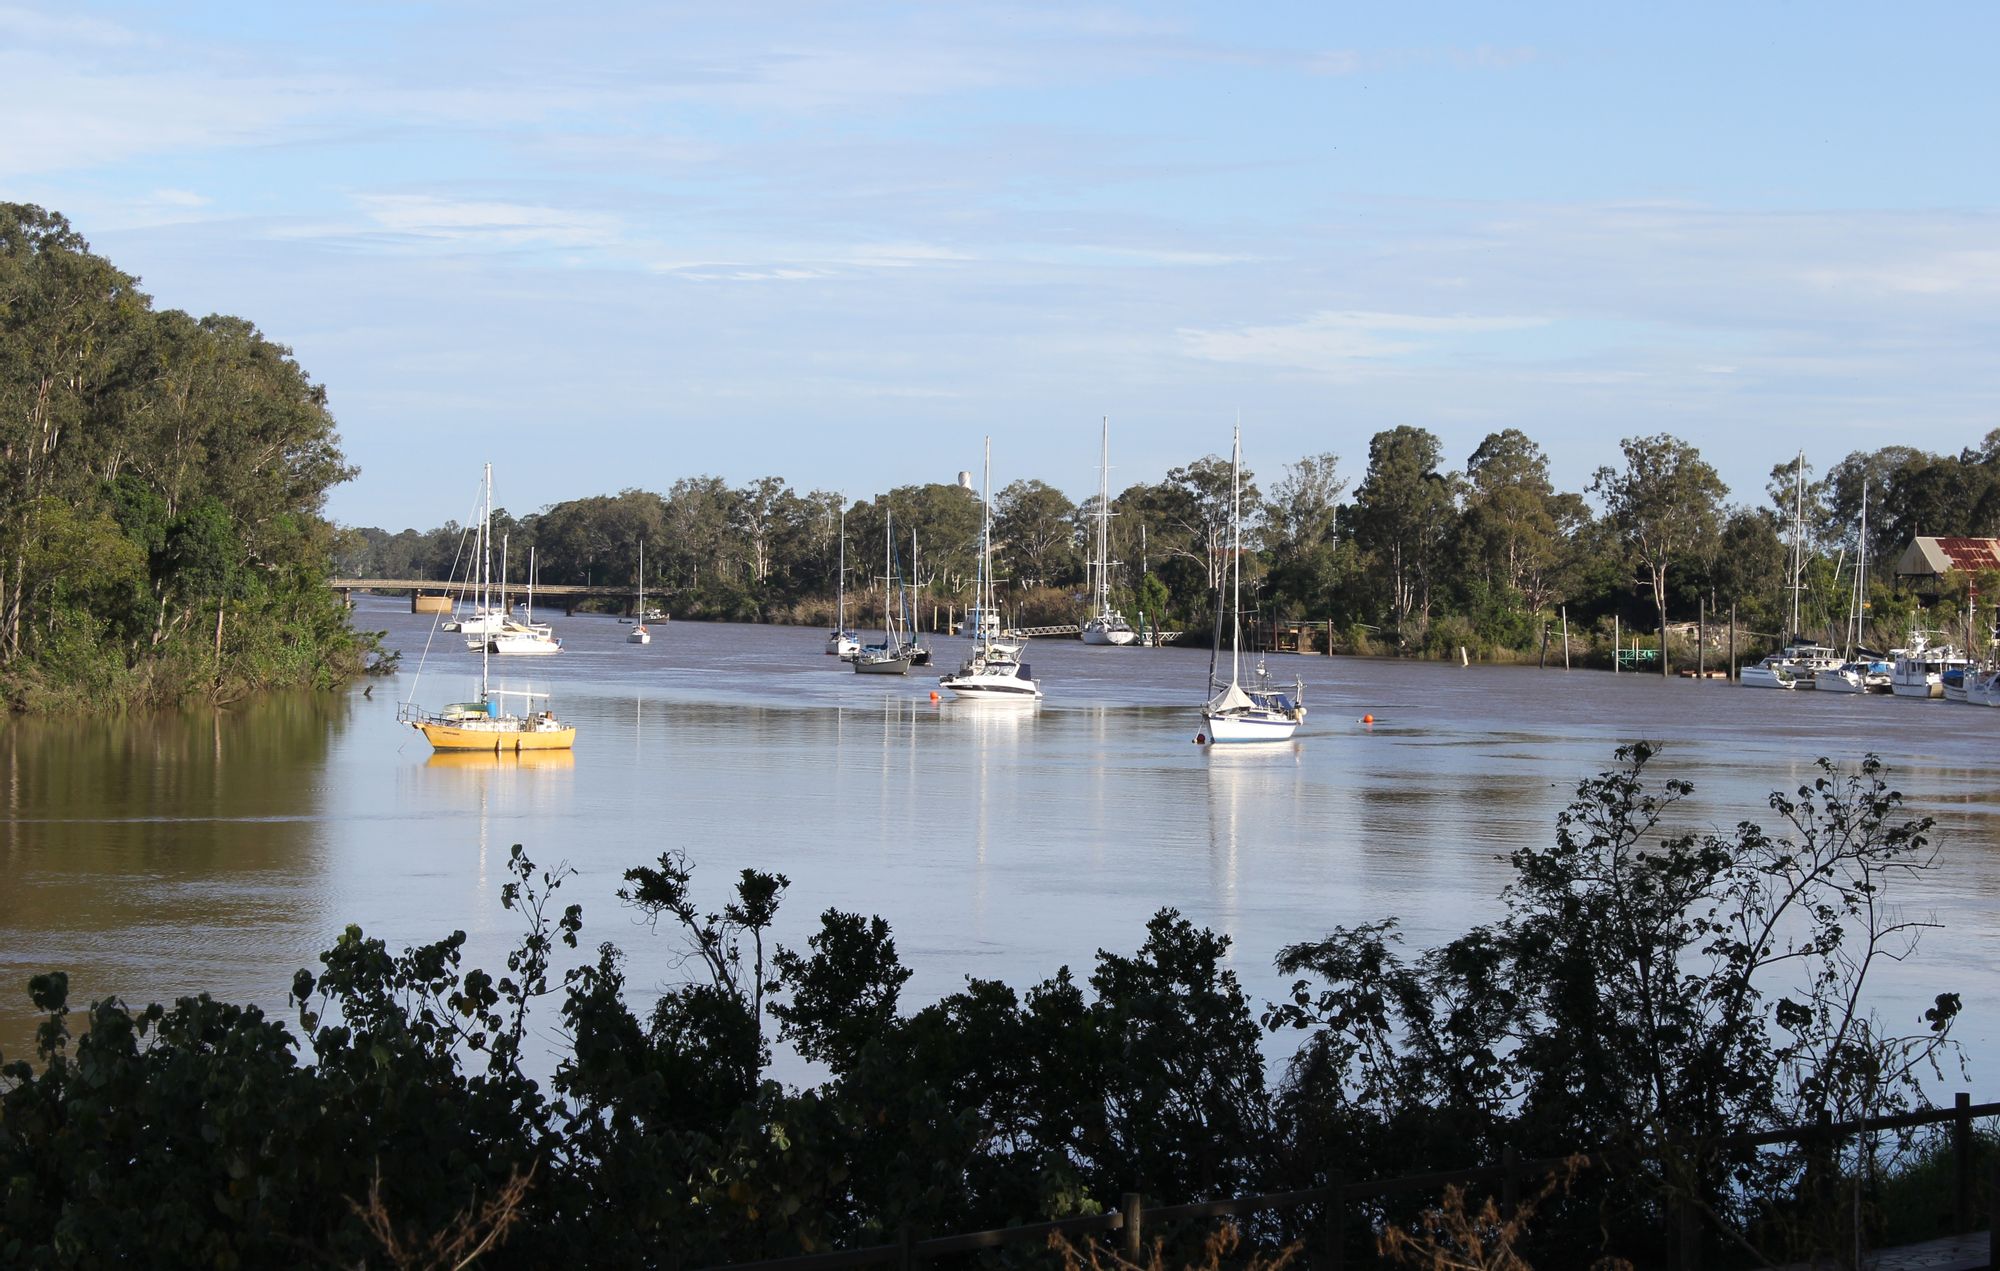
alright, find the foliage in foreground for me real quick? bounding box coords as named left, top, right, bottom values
left=0, top=749, right=1964, bottom=1268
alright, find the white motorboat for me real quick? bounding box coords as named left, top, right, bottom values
left=942, top=438, right=1041, bottom=701
left=1741, top=655, right=1803, bottom=690
left=1815, top=660, right=1892, bottom=693
left=1080, top=417, right=1138, bottom=647
left=1201, top=424, right=1304, bottom=744
left=1966, top=668, right=2000, bottom=707
left=627, top=540, right=652, bottom=645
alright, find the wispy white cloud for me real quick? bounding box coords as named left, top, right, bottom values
left=1181, top=310, right=1548, bottom=372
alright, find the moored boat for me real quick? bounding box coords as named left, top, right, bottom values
left=942, top=438, right=1042, bottom=702
left=1200, top=424, right=1303, bottom=743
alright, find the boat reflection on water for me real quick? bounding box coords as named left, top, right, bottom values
left=1205, top=740, right=1306, bottom=903
left=425, top=749, right=577, bottom=772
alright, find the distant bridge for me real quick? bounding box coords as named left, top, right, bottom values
left=329, top=577, right=626, bottom=599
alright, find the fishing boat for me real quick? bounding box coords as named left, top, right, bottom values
left=942, top=438, right=1041, bottom=701
left=1201, top=425, right=1304, bottom=743
left=1080, top=417, right=1138, bottom=646
left=627, top=540, right=652, bottom=645
left=400, top=465, right=576, bottom=753
left=854, top=511, right=911, bottom=675
left=1891, top=632, right=1967, bottom=698
left=825, top=507, right=860, bottom=657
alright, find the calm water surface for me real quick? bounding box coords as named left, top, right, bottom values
left=4, top=595, right=1997, bottom=1079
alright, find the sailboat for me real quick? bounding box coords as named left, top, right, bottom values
left=900, top=528, right=932, bottom=667
left=853, top=510, right=912, bottom=675
left=1081, top=416, right=1137, bottom=646
left=1200, top=425, right=1304, bottom=743
left=1815, top=485, right=1890, bottom=693
left=401, top=465, right=576, bottom=752
left=488, top=545, right=561, bottom=655
left=1741, top=453, right=1838, bottom=689
left=825, top=507, right=860, bottom=657
left=941, top=438, right=1041, bottom=700
left=627, top=540, right=652, bottom=645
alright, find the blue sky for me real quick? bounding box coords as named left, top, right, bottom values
left=7, top=2, right=1997, bottom=528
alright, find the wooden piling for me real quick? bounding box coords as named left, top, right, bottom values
left=1614, top=616, right=1620, bottom=673
left=1561, top=607, right=1570, bottom=670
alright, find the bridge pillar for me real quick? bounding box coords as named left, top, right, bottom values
left=412, top=592, right=452, bottom=615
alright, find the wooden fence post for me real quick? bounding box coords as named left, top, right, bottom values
left=1956, top=1091, right=1974, bottom=1233
left=1122, top=1192, right=1143, bottom=1262
left=1539, top=623, right=1549, bottom=669
left=1562, top=606, right=1571, bottom=670
left=1324, top=1171, right=1347, bottom=1271
left=1698, top=598, right=1706, bottom=678
left=898, top=1223, right=914, bottom=1271
left=1988, top=1139, right=1999, bottom=1271
left=1500, top=1144, right=1520, bottom=1222
left=1728, top=605, right=1736, bottom=681
left=1614, top=616, right=1620, bottom=673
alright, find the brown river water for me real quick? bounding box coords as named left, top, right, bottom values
left=3, top=595, right=1996, bottom=1084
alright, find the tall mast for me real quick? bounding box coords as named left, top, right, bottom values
left=1229, top=422, right=1243, bottom=687
left=1858, top=484, right=1868, bottom=651
left=981, top=436, right=993, bottom=648
left=637, top=538, right=644, bottom=617
left=1789, top=452, right=1804, bottom=640
left=836, top=507, right=847, bottom=632
left=1098, top=416, right=1111, bottom=614
left=480, top=464, right=492, bottom=697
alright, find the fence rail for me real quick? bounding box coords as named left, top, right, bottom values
left=700, top=1093, right=2000, bottom=1271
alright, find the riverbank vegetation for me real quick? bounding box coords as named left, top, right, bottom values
left=342, top=428, right=2000, bottom=663
left=0, top=749, right=1966, bottom=1267
left=0, top=203, right=375, bottom=713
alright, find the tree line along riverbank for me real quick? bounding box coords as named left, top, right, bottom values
left=0, top=204, right=380, bottom=713
left=343, top=433, right=2000, bottom=666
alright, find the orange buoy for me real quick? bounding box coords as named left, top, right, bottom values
left=929, top=691, right=940, bottom=703
left=1194, top=733, right=1207, bottom=744
left=1361, top=714, right=1374, bottom=725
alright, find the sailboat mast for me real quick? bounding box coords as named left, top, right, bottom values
left=1098, top=416, right=1111, bottom=612
left=980, top=436, right=993, bottom=649
left=481, top=465, right=492, bottom=696
left=1800, top=451, right=1816, bottom=639
left=836, top=508, right=847, bottom=631
left=1858, top=485, right=1868, bottom=651
left=1230, top=423, right=1243, bottom=687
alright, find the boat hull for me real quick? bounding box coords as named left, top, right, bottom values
left=853, top=657, right=910, bottom=675
left=1081, top=626, right=1137, bottom=646
left=627, top=628, right=651, bottom=645
left=1739, top=665, right=1797, bottom=690
left=1202, top=710, right=1301, bottom=744
left=412, top=720, right=577, bottom=752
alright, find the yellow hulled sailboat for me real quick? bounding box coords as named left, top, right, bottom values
left=399, top=463, right=578, bottom=754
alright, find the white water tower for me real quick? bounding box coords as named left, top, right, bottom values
left=957, top=470, right=974, bottom=491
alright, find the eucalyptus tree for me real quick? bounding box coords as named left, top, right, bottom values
left=1458, top=429, right=1586, bottom=617
left=1590, top=434, right=1727, bottom=641
left=0, top=204, right=145, bottom=660
left=1348, top=426, right=1459, bottom=637
left=993, top=478, right=1077, bottom=588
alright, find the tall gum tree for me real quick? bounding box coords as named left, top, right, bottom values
left=1590, top=434, right=1726, bottom=642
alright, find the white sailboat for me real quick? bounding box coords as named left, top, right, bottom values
left=853, top=510, right=912, bottom=675
left=1201, top=424, right=1304, bottom=743
left=400, top=465, right=576, bottom=753
left=489, top=545, right=561, bottom=655
left=942, top=437, right=1041, bottom=700
left=825, top=506, right=860, bottom=657
left=1743, top=453, right=1839, bottom=689
left=1081, top=416, right=1137, bottom=646
left=627, top=540, right=652, bottom=645
left=1815, top=485, right=1889, bottom=692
